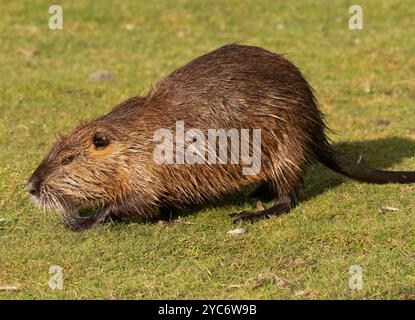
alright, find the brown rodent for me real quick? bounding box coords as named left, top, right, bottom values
left=28, top=44, right=415, bottom=231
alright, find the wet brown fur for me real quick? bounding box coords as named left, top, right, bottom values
left=28, top=44, right=415, bottom=229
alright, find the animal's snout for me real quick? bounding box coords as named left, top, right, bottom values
left=27, top=176, right=41, bottom=197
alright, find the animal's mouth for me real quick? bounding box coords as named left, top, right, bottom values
left=30, top=190, right=98, bottom=217
left=30, top=192, right=66, bottom=213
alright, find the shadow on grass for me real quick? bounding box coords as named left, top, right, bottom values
left=159, top=137, right=415, bottom=221
left=302, top=137, right=415, bottom=202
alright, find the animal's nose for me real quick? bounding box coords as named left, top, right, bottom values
left=27, top=176, right=41, bottom=197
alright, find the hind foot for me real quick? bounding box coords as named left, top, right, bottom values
left=230, top=195, right=292, bottom=223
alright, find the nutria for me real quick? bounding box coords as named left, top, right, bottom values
left=27, top=44, right=415, bottom=231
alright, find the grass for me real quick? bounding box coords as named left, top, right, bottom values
left=0, top=0, right=414, bottom=299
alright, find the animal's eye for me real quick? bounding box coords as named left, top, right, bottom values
left=93, top=132, right=109, bottom=149
left=62, top=155, right=75, bottom=165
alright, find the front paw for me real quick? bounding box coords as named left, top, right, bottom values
left=60, top=218, right=97, bottom=232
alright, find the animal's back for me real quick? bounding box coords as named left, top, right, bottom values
left=136, top=44, right=330, bottom=204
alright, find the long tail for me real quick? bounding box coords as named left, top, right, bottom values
left=317, top=147, right=415, bottom=184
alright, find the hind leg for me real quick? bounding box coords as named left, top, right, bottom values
left=248, top=181, right=276, bottom=202
left=230, top=194, right=292, bottom=223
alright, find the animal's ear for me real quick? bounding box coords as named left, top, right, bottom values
left=93, top=132, right=109, bottom=149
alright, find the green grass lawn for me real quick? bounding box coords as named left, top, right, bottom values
left=0, top=0, right=414, bottom=299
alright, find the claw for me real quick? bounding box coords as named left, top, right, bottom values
left=229, top=211, right=265, bottom=223
left=60, top=218, right=95, bottom=232
left=229, top=210, right=249, bottom=218
left=61, top=207, right=111, bottom=232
